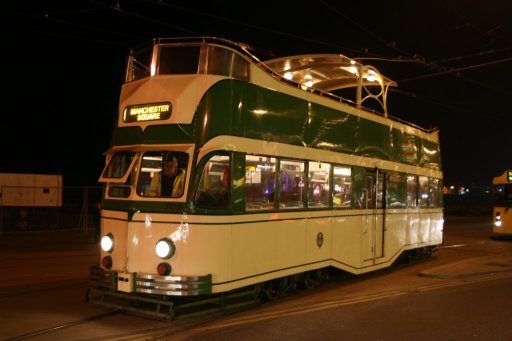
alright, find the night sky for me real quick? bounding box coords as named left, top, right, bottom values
left=4, top=1, right=512, bottom=187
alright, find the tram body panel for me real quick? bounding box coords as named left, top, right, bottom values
left=429, top=211, right=444, bottom=244
left=305, top=211, right=332, bottom=265
left=118, top=75, right=225, bottom=127
left=100, top=215, right=129, bottom=271
left=382, top=210, right=407, bottom=258
left=405, top=210, right=420, bottom=245
left=331, top=213, right=363, bottom=270
left=418, top=213, right=431, bottom=243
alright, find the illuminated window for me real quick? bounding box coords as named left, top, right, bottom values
left=387, top=173, right=407, bottom=208
left=418, top=176, right=429, bottom=207
left=429, top=178, right=440, bottom=207
left=245, top=155, right=276, bottom=211
left=137, top=151, right=189, bottom=198
left=279, top=160, right=305, bottom=209
left=406, top=175, right=418, bottom=208
left=195, top=155, right=230, bottom=208
left=308, top=162, right=330, bottom=208
left=333, top=166, right=351, bottom=208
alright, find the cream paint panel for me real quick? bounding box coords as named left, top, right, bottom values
left=125, top=218, right=233, bottom=280
left=379, top=211, right=407, bottom=263
left=126, top=219, right=183, bottom=273
left=385, top=211, right=407, bottom=250
left=231, top=220, right=277, bottom=279
left=102, top=216, right=129, bottom=271
left=418, top=213, right=431, bottom=243
left=362, top=214, right=384, bottom=262
left=306, top=214, right=331, bottom=264
left=119, top=74, right=225, bottom=130
left=331, top=214, right=362, bottom=268
left=429, top=212, right=444, bottom=244
left=275, top=218, right=307, bottom=269
left=179, top=224, right=231, bottom=282
left=406, top=211, right=420, bottom=245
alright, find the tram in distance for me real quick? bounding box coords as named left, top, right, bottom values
left=88, top=37, right=443, bottom=314
left=492, top=169, right=512, bottom=235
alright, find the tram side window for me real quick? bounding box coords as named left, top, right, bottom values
left=333, top=166, right=352, bottom=208
left=387, top=173, right=407, bottom=208
left=280, top=160, right=306, bottom=209
left=418, top=176, right=429, bottom=207
left=429, top=178, right=440, bottom=207
left=308, top=162, right=330, bottom=208
left=245, top=155, right=276, bottom=211
left=195, top=155, right=230, bottom=208
left=158, top=45, right=201, bottom=75
left=406, top=175, right=418, bottom=208
left=207, top=45, right=249, bottom=81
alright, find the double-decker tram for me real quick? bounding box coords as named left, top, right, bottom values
left=492, top=170, right=512, bottom=235
left=87, top=37, right=443, bottom=318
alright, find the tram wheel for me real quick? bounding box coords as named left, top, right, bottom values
left=260, top=276, right=298, bottom=301
left=301, top=269, right=329, bottom=290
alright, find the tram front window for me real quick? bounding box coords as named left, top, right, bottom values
left=137, top=151, right=189, bottom=198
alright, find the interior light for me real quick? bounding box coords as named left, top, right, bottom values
left=284, top=72, right=293, bottom=80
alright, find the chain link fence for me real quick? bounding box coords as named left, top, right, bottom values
left=0, top=186, right=102, bottom=232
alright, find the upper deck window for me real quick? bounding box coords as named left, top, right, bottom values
left=158, top=45, right=201, bottom=75
left=127, top=45, right=153, bottom=82
left=206, top=45, right=249, bottom=81
left=127, top=42, right=250, bottom=82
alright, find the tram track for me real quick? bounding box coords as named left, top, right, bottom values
left=4, top=253, right=512, bottom=340
left=5, top=310, right=123, bottom=341
left=186, top=270, right=512, bottom=335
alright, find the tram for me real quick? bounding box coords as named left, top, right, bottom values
left=492, top=169, right=512, bottom=235
left=88, top=37, right=443, bottom=317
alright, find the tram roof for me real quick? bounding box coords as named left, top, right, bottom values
left=263, top=54, right=396, bottom=91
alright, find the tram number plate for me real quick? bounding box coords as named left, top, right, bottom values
left=117, top=273, right=135, bottom=292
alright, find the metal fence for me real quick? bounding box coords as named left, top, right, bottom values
left=0, top=186, right=102, bottom=232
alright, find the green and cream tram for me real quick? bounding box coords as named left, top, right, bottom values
left=89, top=37, right=443, bottom=315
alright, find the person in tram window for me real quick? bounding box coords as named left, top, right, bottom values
left=146, top=155, right=185, bottom=197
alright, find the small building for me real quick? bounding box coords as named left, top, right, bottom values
left=0, top=173, right=62, bottom=207
left=0, top=173, right=63, bottom=231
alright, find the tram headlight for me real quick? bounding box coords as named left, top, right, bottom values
left=100, top=233, right=114, bottom=253
left=155, top=238, right=176, bottom=259
left=495, top=212, right=502, bottom=227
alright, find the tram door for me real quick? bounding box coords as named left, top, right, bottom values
left=362, top=169, right=385, bottom=262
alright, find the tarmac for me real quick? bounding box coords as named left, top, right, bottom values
left=418, top=253, right=512, bottom=279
